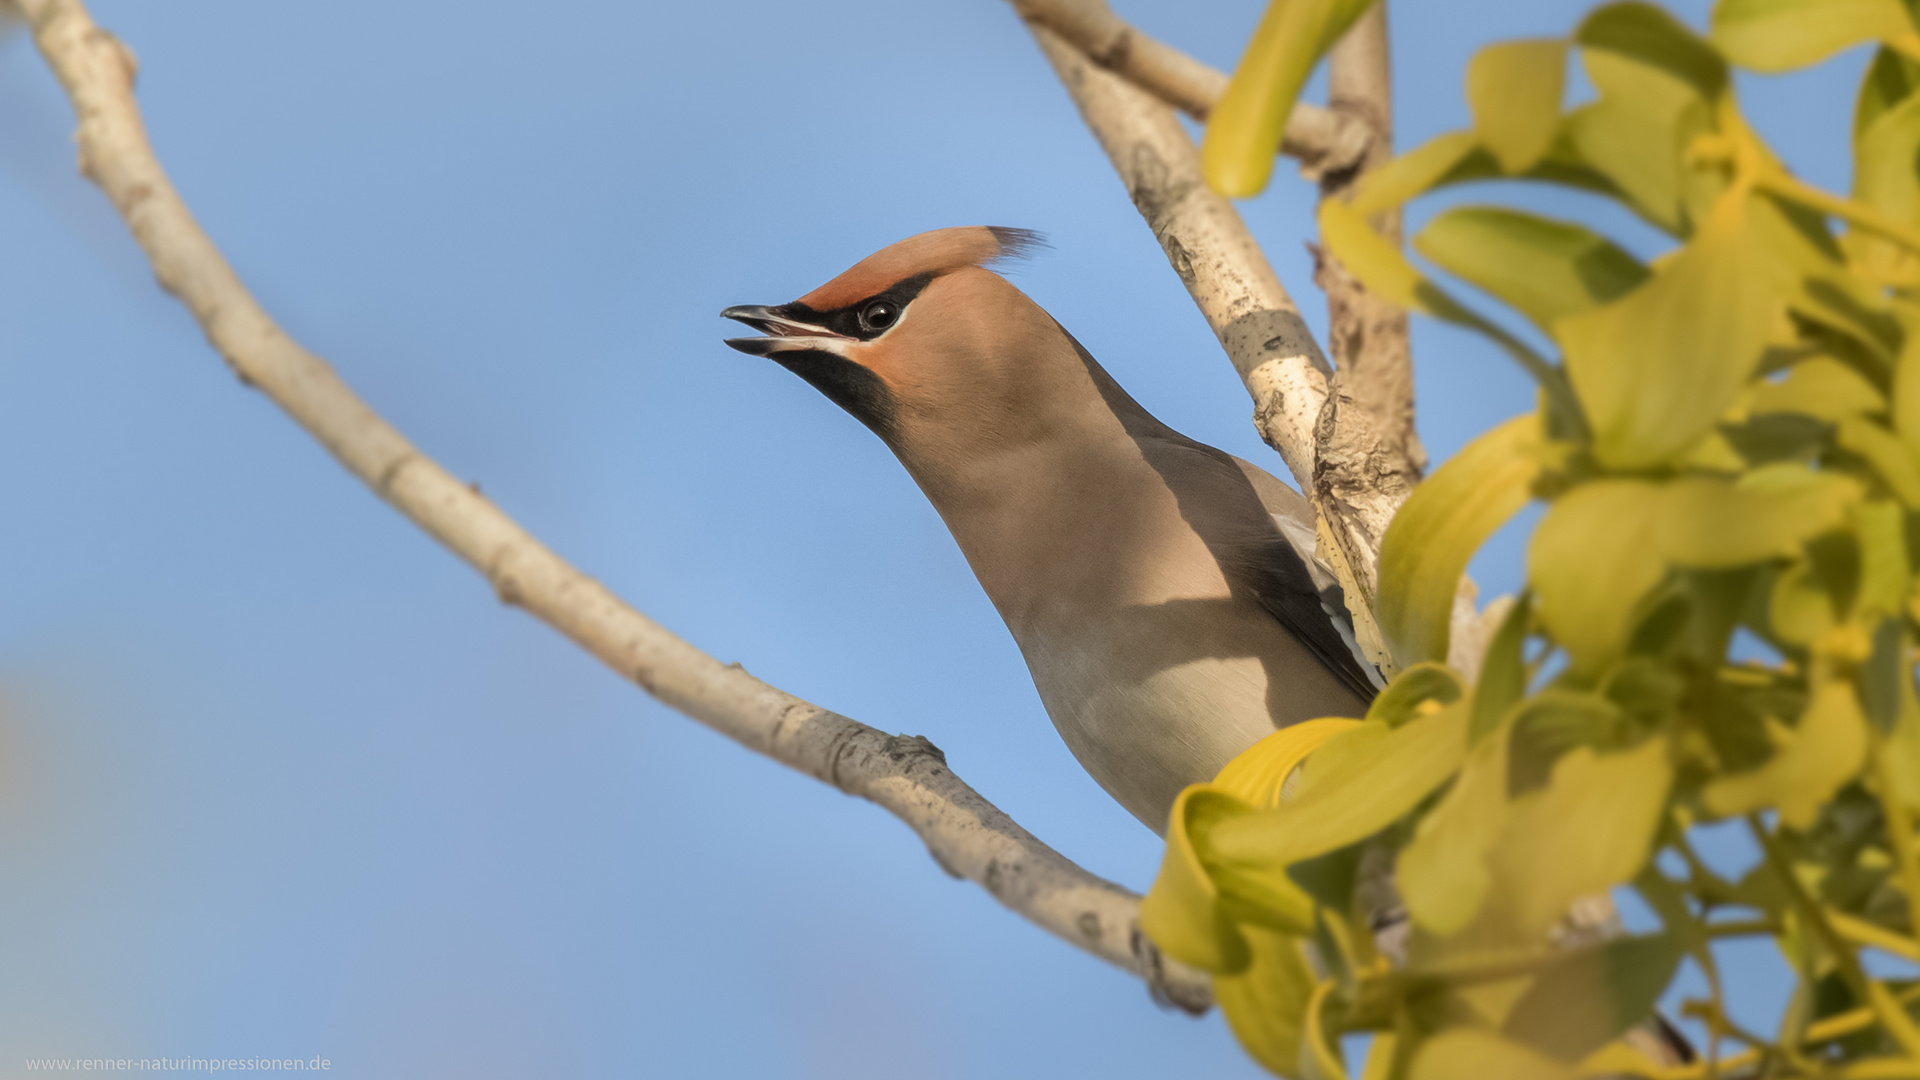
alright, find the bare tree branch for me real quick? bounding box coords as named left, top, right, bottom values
left=1025, top=23, right=1396, bottom=666
left=1029, top=24, right=1329, bottom=495
left=1312, top=1, right=1424, bottom=619
left=1007, top=0, right=1371, bottom=179
left=10, top=0, right=1212, bottom=1015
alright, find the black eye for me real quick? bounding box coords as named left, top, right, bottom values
left=860, top=299, right=900, bottom=332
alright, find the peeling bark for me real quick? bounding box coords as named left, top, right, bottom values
left=1313, top=2, right=1424, bottom=614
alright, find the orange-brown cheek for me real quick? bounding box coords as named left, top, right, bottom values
left=857, top=346, right=913, bottom=399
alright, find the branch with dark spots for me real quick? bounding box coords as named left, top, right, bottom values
left=374, top=449, right=418, bottom=495
left=12, top=0, right=1211, bottom=1017
left=1312, top=3, right=1424, bottom=614
left=1029, top=24, right=1330, bottom=488
left=885, top=733, right=948, bottom=769
left=1077, top=910, right=1103, bottom=941
left=1005, top=0, right=1372, bottom=179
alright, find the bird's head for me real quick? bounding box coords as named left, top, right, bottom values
left=723, top=226, right=1078, bottom=464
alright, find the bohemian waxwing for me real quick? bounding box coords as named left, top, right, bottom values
left=723, top=226, right=1382, bottom=834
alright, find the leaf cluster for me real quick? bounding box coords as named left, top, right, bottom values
left=1153, top=1, right=1920, bottom=1077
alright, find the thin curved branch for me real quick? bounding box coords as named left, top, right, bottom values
left=1008, top=0, right=1371, bottom=179
left=11, top=0, right=1212, bottom=1015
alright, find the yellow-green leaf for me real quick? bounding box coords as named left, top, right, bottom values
left=1492, top=736, right=1673, bottom=941
left=1533, top=469, right=1858, bottom=670
left=1397, top=718, right=1513, bottom=934
left=1467, top=40, right=1569, bottom=174
left=1677, top=427, right=1750, bottom=472
left=1579, top=2, right=1731, bottom=99
left=1660, top=466, right=1862, bottom=566
left=1415, top=207, right=1649, bottom=331
left=1147, top=720, right=1360, bottom=948
left=1711, top=0, right=1918, bottom=73
left=1557, top=194, right=1784, bottom=468
left=1856, top=501, right=1913, bottom=618
left=1379, top=415, right=1542, bottom=667
left=1320, top=198, right=1429, bottom=311
left=1211, top=703, right=1471, bottom=867
left=1578, top=1042, right=1672, bottom=1076
left=1411, top=1028, right=1576, bottom=1080
left=1366, top=662, right=1464, bottom=727
left=1703, top=675, right=1870, bottom=827
left=1214, top=718, right=1364, bottom=809
left=1139, top=787, right=1256, bottom=973
left=1320, top=203, right=1580, bottom=418
left=1851, top=92, right=1920, bottom=285
left=1203, top=0, right=1379, bottom=197
left=1838, top=415, right=1920, bottom=506
left=1215, top=926, right=1318, bottom=1078
left=1751, top=194, right=1901, bottom=357
left=1358, top=1034, right=1399, bottom=1080
left=1769, top=556, right=1838, bottom=645
left=1300, top=979, right=1348, bottom=1080
left=1501, top=934, right=1685, bottom=1062
left=1565, top=3, right=1728, bottom=232
left=1860, top=46, right=1920, bottom=139
left=1895, top=306, right=1920, bottom=448
left=1884, top=667, right=1920, bottom=813
left=1529, top=480, right=1669, bottom=673
left=1747, top=356, right=1887, bottom=421
left=1472, top=596, right=1532, bottom=743
left=1863, top=619, right=1911, bottom=731
left=1351, top=131, right=1480, bottom=218
left=1560, top=82, right=1696, bottom=233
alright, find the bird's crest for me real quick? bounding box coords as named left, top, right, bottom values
left=796, top=226, right=1048, bottom=311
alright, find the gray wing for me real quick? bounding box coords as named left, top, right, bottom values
left=1114, top=407, right=1386, bottom=704
left=1230, top=457, right=1387, bottom=699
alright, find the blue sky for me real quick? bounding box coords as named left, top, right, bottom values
left=0, top=0, right=1868, bottom=1075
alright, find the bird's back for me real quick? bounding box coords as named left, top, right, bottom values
left=935, top=329, right=1376, bottom=832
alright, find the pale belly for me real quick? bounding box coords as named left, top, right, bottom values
left=1020, top=632, right=1287, bottom=834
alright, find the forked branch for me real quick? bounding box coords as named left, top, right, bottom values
left=1314, top=1, right=1423, bottom=612
left=11, top=0, right=1211, bottom=1014
left=1007, top=0, right=1371, bottom=179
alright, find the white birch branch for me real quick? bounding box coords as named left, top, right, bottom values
left=10, top=0, right=1212, bottom=1015
left=1313, top=2, right=1423, bottom=614
left=1029, top=24, right=1329, bottom=496
left=1007, top=0, right=1371, bottom=179
left=1313, top=5, right=1491, bottom=683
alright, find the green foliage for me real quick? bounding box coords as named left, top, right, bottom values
left=1375, top=417, right=1540, bottom=667
left=1466, top=40, right=1569, bottom=174
left=1202, top=0, right=1379, bottom=196
left=1149, top=1, right=1920, bottom=1075
left=1711, top=0, right=1919, bottom=73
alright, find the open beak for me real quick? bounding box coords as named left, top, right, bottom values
left=721, top=305, right=852, bottom=357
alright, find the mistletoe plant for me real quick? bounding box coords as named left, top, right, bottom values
left=1141, top=1, right=1920, bottom=1077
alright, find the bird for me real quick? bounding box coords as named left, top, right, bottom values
left=722, top=226, right=1381, bottom=834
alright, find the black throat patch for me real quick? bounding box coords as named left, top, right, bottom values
left=773, top=350, right=900, bottom=444
left=763, top=272, right=937, bottom=444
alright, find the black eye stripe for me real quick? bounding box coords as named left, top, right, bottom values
left=778, top=272, right=934, bottom=342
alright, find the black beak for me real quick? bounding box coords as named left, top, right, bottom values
left=721, top=304, right=846, bottom=356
